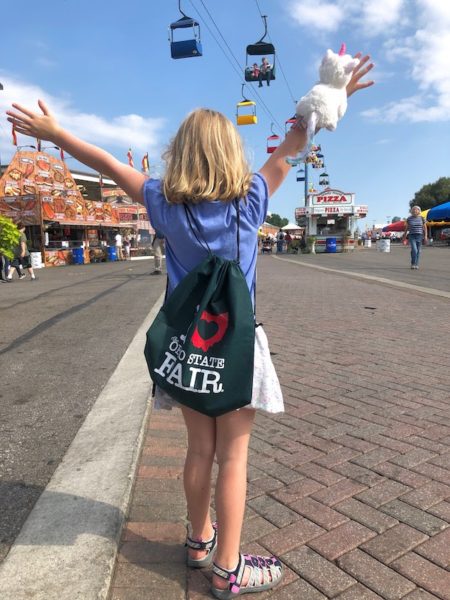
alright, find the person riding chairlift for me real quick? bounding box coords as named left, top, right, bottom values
left=258, top=57, right=272, bottom=87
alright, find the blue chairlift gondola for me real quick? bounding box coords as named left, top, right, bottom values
left=244, top=15, right=275, bottom=86
left=169, top=1, right=202, bottom=59
left=296, top=167, right=305, bottom=182
left=319, top=171, right=329, bottom=186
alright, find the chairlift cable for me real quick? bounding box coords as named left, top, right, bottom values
left=189, top=0, right=283, bottom=132
left=193, top=0, right=283, bottom=131
left=188, top=2, right=241, bottom=74
left=254, top=1, right=332, bottom=188
left=253, top=0, right=297, bottom=105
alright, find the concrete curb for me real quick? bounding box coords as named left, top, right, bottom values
left=274, top=255, right=450, bottom=300
left=0, top=292, right=165, bottom=600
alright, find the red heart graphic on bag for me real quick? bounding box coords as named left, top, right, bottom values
left=191, top=310, right=229, bottom=352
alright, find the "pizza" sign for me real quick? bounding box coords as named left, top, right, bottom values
left=311, top=190, right=354, bottom=206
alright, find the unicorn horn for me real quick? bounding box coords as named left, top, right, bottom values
left=338, top=43, right=346, bottom=56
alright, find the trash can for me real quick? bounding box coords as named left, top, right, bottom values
left=325, top=237, right=337, bottom=253
left=107, top=246, right=117, bottom=261
left=30, top=251, right=44, bottom=269
left=72, top=247, right=84, bottom=265
left=377, top=239, right=391, bottom=253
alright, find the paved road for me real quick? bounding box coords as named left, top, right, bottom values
left=284, top=244, right=450, bottom=293
left=109, top=253, right=450, bottom=600
left=0, top=260, right=165, bottom=562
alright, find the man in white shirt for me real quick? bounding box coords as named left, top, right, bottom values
left=115, top=231, right=124, bottom=260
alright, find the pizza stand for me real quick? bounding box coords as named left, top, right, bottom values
left=295, top=188, right=368, bottom=253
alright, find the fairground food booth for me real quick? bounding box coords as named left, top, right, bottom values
left=101, top=187, right=154, bottom=246
left=295, top=188, right=368, bottom=252
left=0, top=150, right=152, bottom=266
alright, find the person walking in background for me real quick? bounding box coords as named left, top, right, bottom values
left=7, top=223, right=36, bottom=281
left=6, top=50, right=373, bottom=597
left=150, top=229, right=164, bottom=275
left=276, top=228, right=285, bottom=253
left=123, top=235, right=131, bottom=260
left=403, top=205, right=427, bottom=269
left=114, top=230, right=124, bottom=260
left=284, top=231, right=292, bottom=252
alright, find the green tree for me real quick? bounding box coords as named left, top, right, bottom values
left=392, top=216, right=402, bottom=223
left=410, top=177, right=450, bottom=211
left=266, top=213, right=289, bottom=228
left=0, top=216, right=20, bottom=260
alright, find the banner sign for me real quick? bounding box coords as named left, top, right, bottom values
left=0, top=194, right=40, bottom=225
left=295, top=205, right=368, bottom=217
left=310, top=189, right=355, bottom=206
left=101, top=187, right=132, bottom=203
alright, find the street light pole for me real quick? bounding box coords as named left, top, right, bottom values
left=304, top=162, right=309, bottom=207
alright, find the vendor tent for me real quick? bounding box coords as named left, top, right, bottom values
left=282, top=222, right=301, bottom=230
left=382, top=220, right=406, bottom=232
left=427, top=201, right=450, bottom=222
left=383, top=209, right=432, bottom=232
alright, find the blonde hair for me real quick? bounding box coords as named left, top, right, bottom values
left=162, top=109, right=252, bottom=204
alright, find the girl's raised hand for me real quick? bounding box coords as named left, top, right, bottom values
left=6, top=100, right=61, bottom=143
left=347, top=53, right=374, bottom=97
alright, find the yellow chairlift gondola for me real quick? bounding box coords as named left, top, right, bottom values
left=266, top=123, right=280, bottom=153
left=169, top=0, right=202, bottom=59
left=244, top=15, right=275, bottom=87
left=236, top=85, right=257, bottom=126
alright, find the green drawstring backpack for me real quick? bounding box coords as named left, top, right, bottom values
left=144, top=201, right=255, bottom=417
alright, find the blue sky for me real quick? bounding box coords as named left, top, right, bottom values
left=1, top=0, right=449, bottom=229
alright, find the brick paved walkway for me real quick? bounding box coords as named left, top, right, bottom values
left=109, top=256, right=450, bottom=600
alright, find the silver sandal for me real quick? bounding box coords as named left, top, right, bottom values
left=185, top=522, right=218, bottom=568
left=211, top=552, right=283, bottom=598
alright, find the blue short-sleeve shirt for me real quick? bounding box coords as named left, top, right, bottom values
left=143, top=173, right=269, bottom=298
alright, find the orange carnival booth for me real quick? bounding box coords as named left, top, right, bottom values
left=0, top=150, right=130, bottom=266
left=101, top=187, right=154, bottom=251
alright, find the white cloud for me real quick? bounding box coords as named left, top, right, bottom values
left=288, top=0, right=406, bottom=36
left=288, top=0, right=450, bottom=123
left=289, top=0, right=344, bottom=32
left=417, top=0, right=450, bottom=22
left=0, top=75, right=166, bottom=163
left=359, top=0, right=405, bottom=35
left=365, top=1, right=450, bottom=122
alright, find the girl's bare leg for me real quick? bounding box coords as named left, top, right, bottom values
left=180, top=405, right=216, bottom=559
left=212, top=408, right=255, bottom=589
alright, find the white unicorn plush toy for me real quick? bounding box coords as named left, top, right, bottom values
left=292, top=44, right=360, bottom=160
